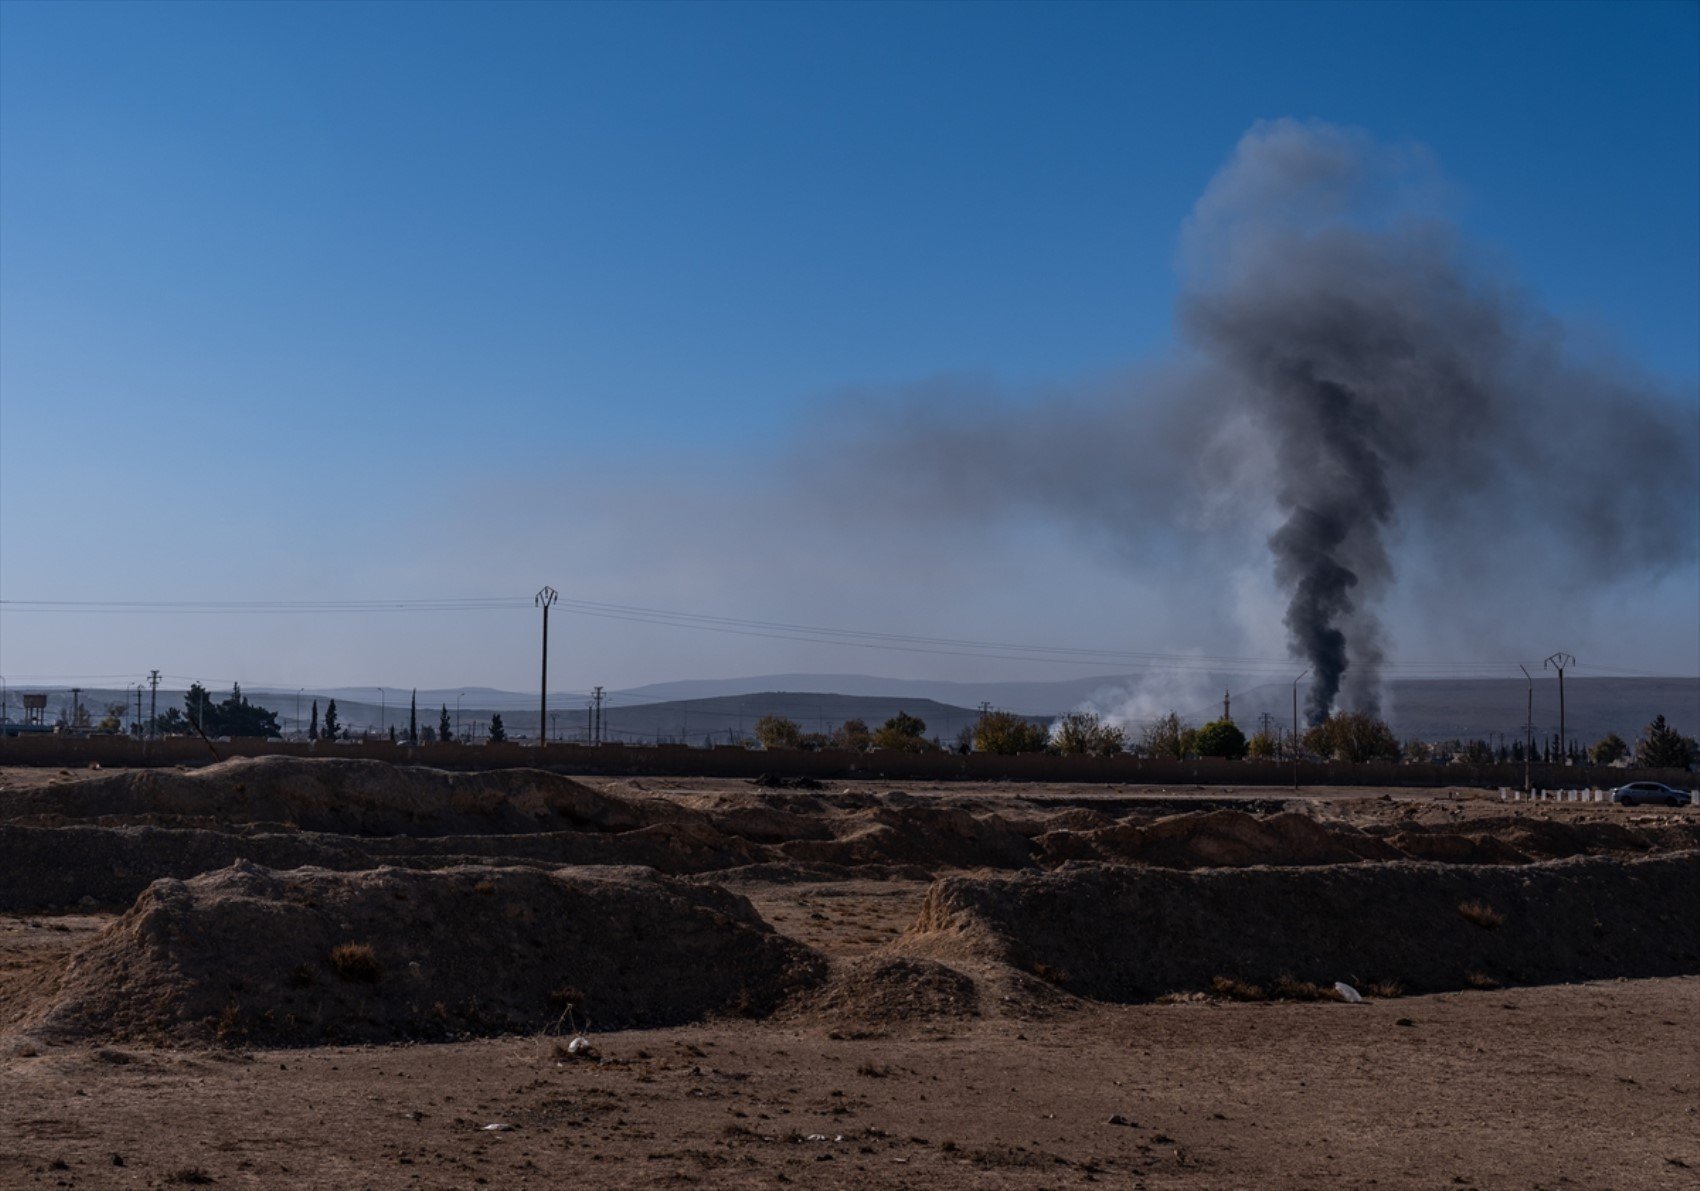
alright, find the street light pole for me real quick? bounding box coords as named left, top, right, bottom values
left=377, top=687, right=386, bottom=737
left=536, top=586, right=558, bottom=748
left=456, top=693, right=463, bottom=743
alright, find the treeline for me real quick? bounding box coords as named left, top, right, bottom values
left=753, top=708, right=1700, bottom=767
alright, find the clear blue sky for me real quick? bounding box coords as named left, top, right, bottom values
left=2, top=0, right=1696, bottom=692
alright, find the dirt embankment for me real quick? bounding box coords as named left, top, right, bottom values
left=897, top=852, right=1700, bottom=1001
left=26, top=862, right=825, bottom=1046
left=0, top=757, right=678, bottom=837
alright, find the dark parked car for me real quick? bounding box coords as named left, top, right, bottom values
left=1612, top=782, right=1692, bottom=808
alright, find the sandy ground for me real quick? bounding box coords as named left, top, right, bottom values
left=3, top=965, right=1696, bottom=1188
left=2, top=765, right=1695, bottom=1188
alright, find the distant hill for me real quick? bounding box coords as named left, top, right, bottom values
left=12, top=675, right=1694, bottom=748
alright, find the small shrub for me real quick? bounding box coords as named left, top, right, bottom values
left=327, top=942, right=382, bottom=983
left=472, top=880, right=497, bottom=896
left=1464, top=971, right=1502, bottom=990
left=547, top=984, right=585, bottom=1011
left=1457, top=900, right=1504, bottom=930
left=1271, top=974, right=1342, bottom=1001
left=1364, top=980, right=1404, bottom=999
left=1209, top=976, right=1267, bottom=1002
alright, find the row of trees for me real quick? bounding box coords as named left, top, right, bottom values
left=751, top=707, right=1697, bottom=767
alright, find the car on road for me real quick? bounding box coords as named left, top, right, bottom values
left=1612, top=782, right=1693, bottom=808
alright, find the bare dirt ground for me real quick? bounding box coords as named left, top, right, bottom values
left=2, top=762, right=1696, bottom=1188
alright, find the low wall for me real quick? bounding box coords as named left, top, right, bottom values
left=0, top=734, right=1690, bottom=789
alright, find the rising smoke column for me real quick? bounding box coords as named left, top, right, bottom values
left=832, top=120, right=1698, bottom=711
left=1182, top=120, right=1511, bottom=722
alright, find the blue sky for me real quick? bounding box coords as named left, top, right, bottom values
left=2, top=0, right=1696, bottom=693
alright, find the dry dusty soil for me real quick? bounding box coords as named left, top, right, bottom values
left=2, top=760, right=1697, bottom=1189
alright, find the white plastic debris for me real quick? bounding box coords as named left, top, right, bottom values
left=804, top=1134, right=830, bottom=1143
left=1333, top=981, right=1364, bottom=1004
left=566, top=1035, right=593, bottom=1055
left=482, top=1123, right=514, bottom=1132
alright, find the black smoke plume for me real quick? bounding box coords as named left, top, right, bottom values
left=830, top=120, right=1698, bottom=717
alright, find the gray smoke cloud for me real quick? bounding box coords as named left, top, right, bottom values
left=824, top=119, right=1698, bottom=719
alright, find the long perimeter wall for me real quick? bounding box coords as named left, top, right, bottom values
left=0, top=735, right=1691, bottom=789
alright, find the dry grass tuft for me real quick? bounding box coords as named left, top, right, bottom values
left=1464, top=971, right=1502, bottom=990
left=1457, top=900, right=1504, bottom=930
left=1271, top=974, right=1343, bottom=1002
left=327, top=942, right=382, bottom=984
left=1209, top=976, right=1267, bottom=1002
left=1364, top=980, right=1404, bottom=999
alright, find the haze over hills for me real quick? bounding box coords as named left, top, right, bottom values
left=9, top=675, right=1694, bottom=749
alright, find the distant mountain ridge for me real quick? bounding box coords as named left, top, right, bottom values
left=13, top=675, right=1694, bottom=747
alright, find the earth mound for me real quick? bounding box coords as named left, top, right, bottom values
left=898, top=852, right=1700, bottom=1001
left=0, top=757, right=678, bottom=838
left=0, top=819, right=769, bottom=912
left=1034, top=808, right=1398, bottom=868
left=28, top=862, right=826, bottom=1045
left=795, top=956, right=981, bottom=1025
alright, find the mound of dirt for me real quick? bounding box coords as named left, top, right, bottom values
left=778, top=806, right=1034, bottom=871
left=1035, top=809, right=1398, bottom=869
left=795, top=956, right=981, bottom=1025
left=898, top=852, right=1700, bottom=1001
left=28, top=862, right=825, bottom=1046
left=0, top=818, right=773, bottom=912
left=0, top=757, right=684, bottom=838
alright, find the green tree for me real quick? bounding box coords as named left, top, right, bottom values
left=1053, top=711, right=1127, bottom=757
left=872, top=711, right=934, bottom=752
left=754, top=715, right=803, bottom=750
left=1302, top=711, right=1399, bottom=763
left=1193, top=718, right=1248, bottom=759
left=439, top=705, right=452, bottom=743
left=832, top=718, right=872, bottom=752
left=1589, top=733, right=1628, bottom=765
left=1634, top=715, right=1694, bottom=769
left=1140, top=712, right=1189, bottom=759
left=309, top=699, right=320, bottom=741
left=488, top=713, right=507, bottom=744
left=973, top=710, right=1051, bottom=754
left=1457, top=738, right=1494, bottom=765
left=96, top=702, right=127, bottom=733
left=408, top=690, right=418, bottom=745
left=322, top=699, right=340, bottom=742
left=1246, top=730, right=1279, bottom=759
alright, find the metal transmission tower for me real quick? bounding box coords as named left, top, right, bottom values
left=148, top=671, right=161, bottom=742
left=592, top=686, right=604, bottom=745
left=535, top=586, right=558, bottom=747
left=1544, top=652, right=1575, bottom=763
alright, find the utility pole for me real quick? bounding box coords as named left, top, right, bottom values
left=1291, top=668, right=1310, bottom=788
left=535, top=586, right=557, bottom=747
left=70, top=687, right=82, bottom=732
left=1518, top=664, right=1535, bottom=792
left=550, top=711, right=559, bottom=742
left=1544, top=653, right=1574, bottom=766
left=592, top=685, right=604, bottom=745
left=134, top=685, right=143, bottom=738
left=148, top=670, right=160, bottom=741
